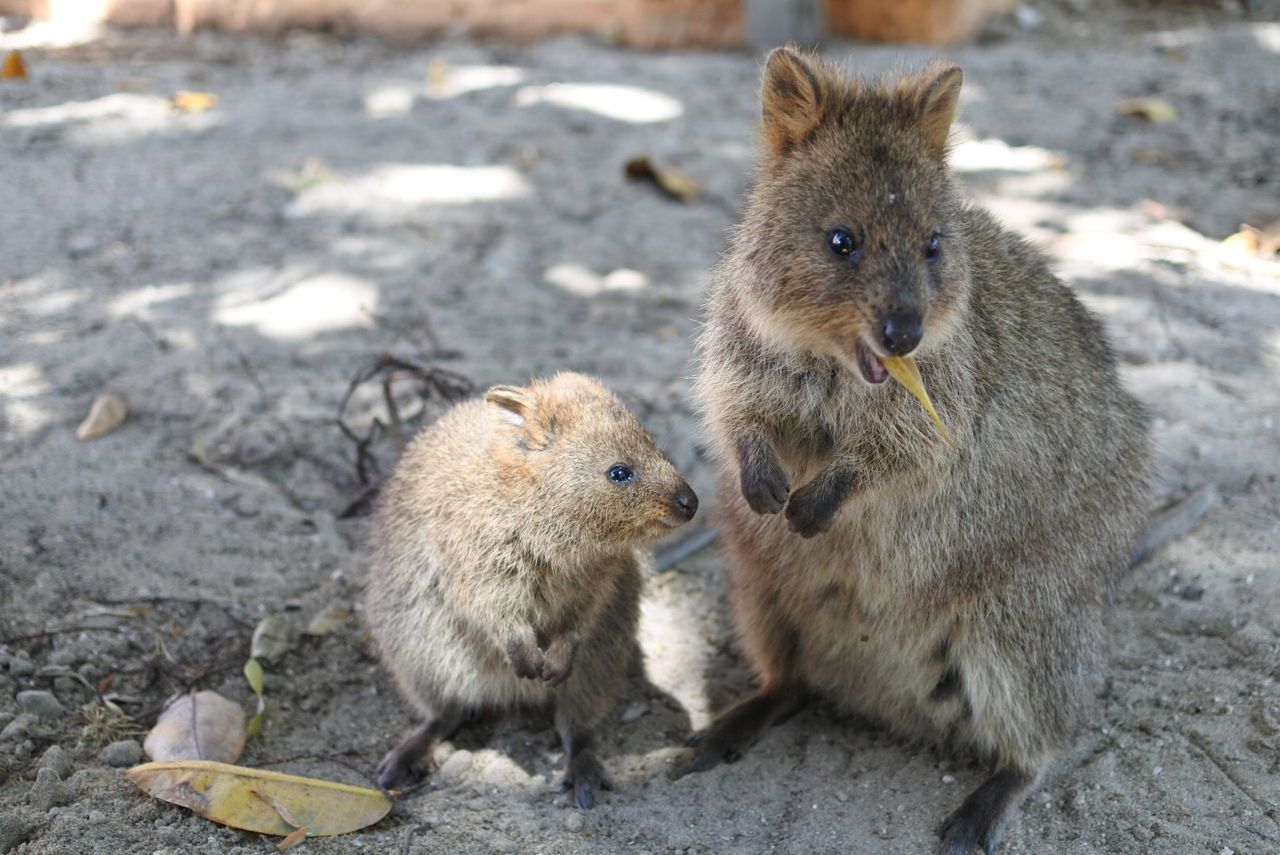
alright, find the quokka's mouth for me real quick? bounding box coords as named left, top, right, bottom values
left=854, top=337, right=889, bottom=385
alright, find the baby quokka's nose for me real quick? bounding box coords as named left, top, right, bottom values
left=671, top=485, right=699, bottom=521
left=879, top=311, right=923, bottom=356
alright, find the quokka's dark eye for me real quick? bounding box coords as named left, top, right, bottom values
left=607, top=464, right=635, bottom=484
left=926, top=231, right=942, bottom=262
left=827, top=227, right=861, bottom=261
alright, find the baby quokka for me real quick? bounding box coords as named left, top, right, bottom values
left=686, top=49, right=1149, bottom=855
left=366, top=372, right=697, bottom=808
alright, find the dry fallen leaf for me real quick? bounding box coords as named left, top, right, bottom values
left=881, top=356, right=957, bottom=449
left=1223, top=227, right=1259, bottom=255
left=624, top=156, right=702, bottom=203
left=76, top=393, right=128, bottom=440
left=244, top=658, right=266, bottom=740
left=305, top=603, right=352, bottom=636
left=428, top=57, right=449, bottom=96
left=2, top=50, right=27, bottom=80
left=144, top=690, right=246, bottom=763
left=171, top=90, right=218, bottom=112
left=277, top=824, right=309, bottom=851
left=1116, top=97, right=1177, bottom=123
left=251, top=615, right=299, bottom=662
left=125, top=760, right=392, bottom=837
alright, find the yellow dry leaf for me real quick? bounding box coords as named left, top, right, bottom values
left=1116, top=97, right=1177, bottom=123
left=428, top=58, right=448, bottom=96
left=243, top=659, right=266, bottom=740
left=171, top=90, right=218, bottom=112
left=76, top=393, right=128, bottom=440
left=880, top=356, right=957, bottom=449
left=1222, top=226, right=1260, bottom=254
left=3, top=50, right=27, bottom=80
left=124, top=760, right=392, bottom=837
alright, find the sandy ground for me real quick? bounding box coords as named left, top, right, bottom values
left=2, top=3, right=1279, bottom=853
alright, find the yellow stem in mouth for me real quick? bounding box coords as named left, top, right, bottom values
left=880, top=356, right=957, bottom=449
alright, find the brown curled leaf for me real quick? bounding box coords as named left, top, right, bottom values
left=624, top=156, right=701, bottom=203
left=2, top=50, right=27, bottom=80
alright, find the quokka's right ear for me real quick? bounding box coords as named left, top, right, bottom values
left=761, top=46, right=828, bottom=157
left=486, top=385, right=536, bottom=426
left=485, top=385, right=554, bottom=448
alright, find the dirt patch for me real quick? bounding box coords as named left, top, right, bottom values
left=1, top=4, right=1278, bottom=853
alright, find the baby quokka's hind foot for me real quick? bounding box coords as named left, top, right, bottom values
left=676, top=684, right=806, bottom=778
left=560, top=748, right=613, bottom=809
left=375, top=707, right=465, bottom=792
left=557, top=724, right=612, bottom=809
left=935, top=766, right=1036, bottom=855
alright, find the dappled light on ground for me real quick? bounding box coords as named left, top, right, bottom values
left=363, top=65, right=527, bottom=117
left=286, top=164, right=531, bottom=219
left=514, top=83, right=683, bottom=123
left=543, top=264, right=648, bottom=297
left=214, top=271, right=378, bottom=341
left=951, top=137, right=1063, bottom=174
left=2, top=93, right=223, bottom=144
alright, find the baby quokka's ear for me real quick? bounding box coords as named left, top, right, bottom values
left=907, top=65, right=963, bottom=159
left=486, top=384, right=555, bottom=449
left=760, top=46, right=830, bottom=157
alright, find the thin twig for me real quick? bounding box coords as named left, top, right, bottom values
left=0, top=625, right=125, bottom=645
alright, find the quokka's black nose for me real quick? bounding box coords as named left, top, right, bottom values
left=879, top=311, right=923, bottom=356
left=672, top=485, right=699, bottom=521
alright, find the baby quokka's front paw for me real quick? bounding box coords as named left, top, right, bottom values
left=505, top=636, right=546, bottom=681
left=540, top=633, right=579, bottom=687
left=505, top=634, right=578, bottom=686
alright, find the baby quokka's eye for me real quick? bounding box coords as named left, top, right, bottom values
left=606, top=464, right=635, bottom=485
left=926, top=231, right=943, bottom=262
left=826, top=227, right=862, bottom=262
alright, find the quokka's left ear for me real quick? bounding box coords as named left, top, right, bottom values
left=912, top=66, right=963, bottom=159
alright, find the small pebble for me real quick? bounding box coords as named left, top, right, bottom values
left=88, top=810, right=107, bottom=824
left=65, top=232, right=99, bottom=259
left=39, top=745, right=72, bottom=780
left=17, top=690, right=64, bottom=721
left=7, top=656, right=35, bottom=677
left=564, top=811, right=584, bottom=832
left=0, top=714, right=36, bottom=743
left=100, top=740, right=144, bottom=768
left=49, top=647, right=81, bottom=667
left=250, top=615, right=299, bottom=662
left=436, top=749, right=473, bottom=785
left=29, top=767, right=69, bottom=811
left=942, top=774, right=956, bottom=784
left=0, top=811, right=35, bottom=852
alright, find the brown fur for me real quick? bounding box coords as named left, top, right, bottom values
left=688, top=49, right=1150, bottom=853
left=365, top=372, right=696, bottom=808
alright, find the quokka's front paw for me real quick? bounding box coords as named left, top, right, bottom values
left=784, top=469, right=858, bottom=537
left=540, top=635, right=578, bottom=687
left=739, top=450, right=790, bottom=515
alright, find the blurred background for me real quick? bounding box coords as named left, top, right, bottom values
left=1, top=2, right=1278, bottom=854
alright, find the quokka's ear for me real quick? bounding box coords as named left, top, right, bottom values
left=761, top=46, right=829, bottom=157
left=913, top=66, right=963, bottom=159
left=485, top=384, right=553, bottom=448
